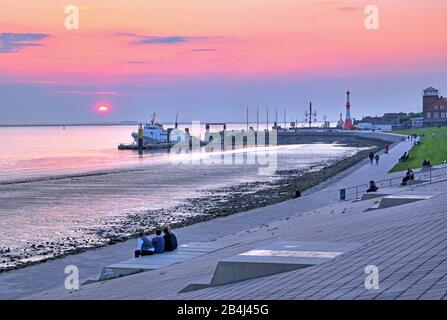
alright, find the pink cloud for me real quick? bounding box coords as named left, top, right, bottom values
left=51, top=90, right=120, bottom=96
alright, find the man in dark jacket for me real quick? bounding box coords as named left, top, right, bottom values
left=163, top=226, right=178, bottom=251
left=366, top=180, right=379, bottom=193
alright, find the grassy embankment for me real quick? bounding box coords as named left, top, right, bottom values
left=390, top=126, right=447, bottom=172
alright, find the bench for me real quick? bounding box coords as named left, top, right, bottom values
left=400, top=179, right=427, bottom=187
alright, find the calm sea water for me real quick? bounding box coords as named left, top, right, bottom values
left=0, top=125, right=359, bottom=268
left=0, top=123, right=275, bottom=181
left=0, top=125, right=157, bottom=181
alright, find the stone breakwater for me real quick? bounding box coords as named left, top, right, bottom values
left=94, top=146, right=377, bottom=242
left=0, top=142, right=379, bottom=273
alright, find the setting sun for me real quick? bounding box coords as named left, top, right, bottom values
left=96, top=104, right=110, bottom=114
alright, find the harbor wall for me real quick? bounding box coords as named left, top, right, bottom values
left=276, top=130, right=403, bottom=145
left=202, top=129, right=402, bottom=149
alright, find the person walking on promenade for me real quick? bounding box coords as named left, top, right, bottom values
left=369, top=152, right=374, bottom=165
left=375, top=154, right=380, bottom=165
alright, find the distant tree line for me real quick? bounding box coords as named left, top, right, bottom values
left=354, top=112, right=422, bottom=125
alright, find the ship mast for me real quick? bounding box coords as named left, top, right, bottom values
left=151, top=112, right=156, bottom=125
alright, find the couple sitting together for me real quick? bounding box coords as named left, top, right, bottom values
left=135, top=227, right=178, bottom=258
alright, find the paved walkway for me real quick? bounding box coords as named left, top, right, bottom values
left=180, top=182, right=447, bottom=300
left=31, top=172, right=447, bottom=300
left=1, top=138, right=415, bottom=299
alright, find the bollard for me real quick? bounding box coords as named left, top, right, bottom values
left=138, top=124, right=143, bottom=148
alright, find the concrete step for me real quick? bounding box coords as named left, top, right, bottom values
left=378, top=195, right=432, bottom=209
left=180, top=241, right=360, bottom=293
left=97, top=242, right=231, bottom=282
left=365, top=194, right=432, bottom=211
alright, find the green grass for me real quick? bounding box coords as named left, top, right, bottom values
left=389, top=126, right=447, bottom=172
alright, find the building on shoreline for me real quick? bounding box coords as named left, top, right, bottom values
left=411, top=117, right=424, bottom=128
left=423, top=87, right=447, bottom=126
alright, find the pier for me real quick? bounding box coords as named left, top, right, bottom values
left=118, top=142, right=175, bottom=150
left=119, top=127, right=402, bottom=151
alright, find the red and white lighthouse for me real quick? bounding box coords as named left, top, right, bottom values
left=343, top=90, right=354, bottom=130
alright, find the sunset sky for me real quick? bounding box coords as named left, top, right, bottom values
left=1, top=0, right=447, bottom=124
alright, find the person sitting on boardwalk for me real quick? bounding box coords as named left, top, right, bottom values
left=409, top=169, right=415, bottom=180
left=163, top=226, right=178, bottom=252
left=414, top=137, right=421, bottom=146
left=151, top=228, right=165, bottom=254
left=135, top=231, right=155, bottom=258
left=366, top=180, right=379, bottom=193
left=422, top=159, right=431, bottom=168
left=401, top=168, right=415, bottom=186
left=399, top=152, right=406, bottom=162
left=399, top=152, right=409, bottom=163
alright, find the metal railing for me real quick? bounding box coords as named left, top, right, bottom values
left=339, top=166, right=447, bottom=201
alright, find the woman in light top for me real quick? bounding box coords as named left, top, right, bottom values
left=135, top=231, right=155, bottom=258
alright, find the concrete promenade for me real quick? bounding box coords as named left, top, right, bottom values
left=4, top=137, right=443, bottom=299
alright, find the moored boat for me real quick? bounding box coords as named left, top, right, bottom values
left=130, top=113, right=186, bottom=145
